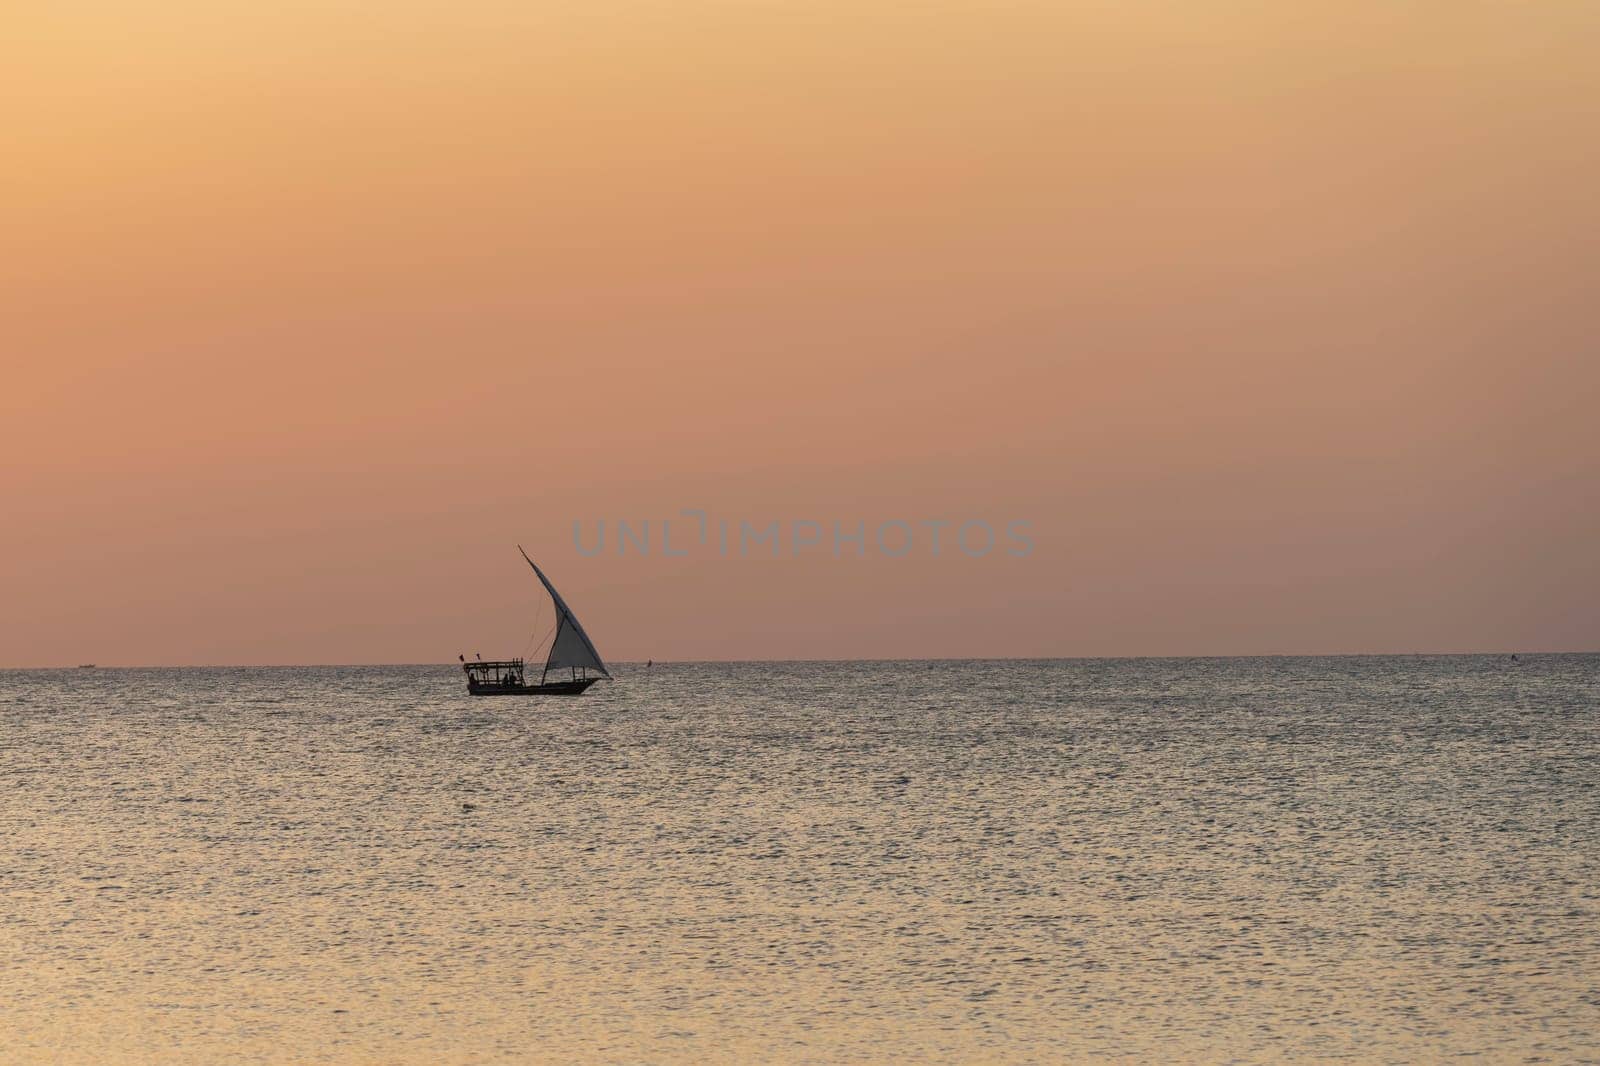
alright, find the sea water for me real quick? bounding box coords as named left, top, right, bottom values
left=2, top=657, right=1597, bottom=1062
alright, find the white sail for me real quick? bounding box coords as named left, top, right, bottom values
left=519, top=547, right=610, bottom=678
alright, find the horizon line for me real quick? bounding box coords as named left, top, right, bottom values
left=5, top=649, right=1595, bottom=671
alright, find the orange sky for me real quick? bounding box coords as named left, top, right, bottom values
left=4, top=1, right=1597, bottom=666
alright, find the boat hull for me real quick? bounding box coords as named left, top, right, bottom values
left=467, top=677, right=600, bottom=697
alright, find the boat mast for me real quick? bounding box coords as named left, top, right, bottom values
left=518, top=545, right=552, bottom=685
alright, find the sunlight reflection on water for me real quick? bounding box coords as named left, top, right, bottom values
left=2, top=656, right=1597, bottom=1063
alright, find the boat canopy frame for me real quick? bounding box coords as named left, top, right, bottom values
left=464, top=659, right=526, bottom=685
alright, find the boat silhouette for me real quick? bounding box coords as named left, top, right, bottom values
left=461, top=547, right=611, bottom=696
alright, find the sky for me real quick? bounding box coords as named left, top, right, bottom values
left=3, top=1, right=1598, bottom=666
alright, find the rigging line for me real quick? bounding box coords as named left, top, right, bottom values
left=525, top=612, right=556, bottom=663
left=532, top=621, right=556, bottom=659
left=516, top=546, right=550, bottom=662
left=519, top=599, right=541, bottom=660
left=520, top=599, right=554, bottom=662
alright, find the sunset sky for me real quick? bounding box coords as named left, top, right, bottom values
left=4, top=1, right=1597, bottom=666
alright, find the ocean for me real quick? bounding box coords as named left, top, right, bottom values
left=2, top=656, right=1597, bottom=1063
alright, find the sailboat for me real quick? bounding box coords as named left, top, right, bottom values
left=461, top=547, right=611, bottom=696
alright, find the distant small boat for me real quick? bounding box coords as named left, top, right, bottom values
left=78, top=664, right=96, bottom=669
left=461, top=547, right=611, bottom=696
